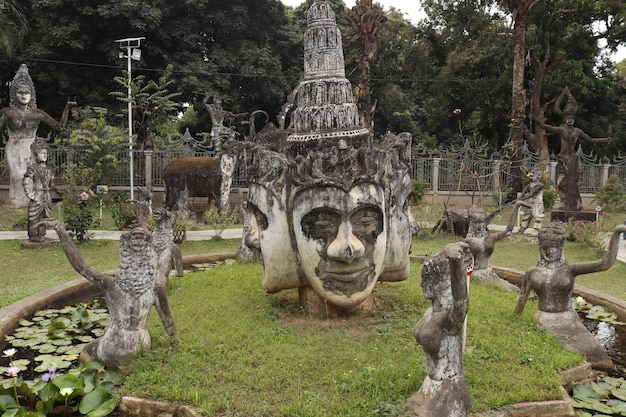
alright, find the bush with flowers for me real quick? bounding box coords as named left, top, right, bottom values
left=562, top=217, right=612, bottom=250
left=62, top=190, right=96, bottom=243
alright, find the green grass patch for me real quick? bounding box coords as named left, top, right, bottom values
left=120, top=261, right=581, bottom=416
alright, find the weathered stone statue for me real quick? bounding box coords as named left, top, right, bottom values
left=517, top=169, right=545, bottom=233
left=533, top=87, right=610, bottom=212
left=237, top=2, right=414, bottom=315
left=406, top=242, right=471, bottom=417
left=514, top=222, right=626, bottom=370
left=126, top=186, right=153, bottom=229
left=463, top=202, right=528, bottom=291
left=0, top=64, right=75, bottom=208
left=204, top=96, right=240, bottom=152
left=151, top=207, right=183, bottom=343
left=22, top=138, right=61, bottom=243
left=41, top=219, right=178, bottom=366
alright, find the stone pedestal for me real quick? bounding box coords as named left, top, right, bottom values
left=20, top=238, right=57, bottom=249
left=550, top=210, right=597, bottom=223
left=298, top=286, right=374, bottom=316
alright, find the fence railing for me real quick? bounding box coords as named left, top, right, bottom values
left=0, top=141, right=624, bottom=195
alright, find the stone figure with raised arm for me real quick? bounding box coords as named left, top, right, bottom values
left=203, top=95, right=239, bottom=152
left=22, top=138, right=62, bottom=243
left=464, top=201, right=528, bottom=292
left=533, top=87, right=610, bottom=211
left=514, top=222, right=626, bottom=370
left=406, top=242, right=471, bottom=417
left=0, top=64, right=76, bottom=208
left=39, top=219, right=179, bottom=366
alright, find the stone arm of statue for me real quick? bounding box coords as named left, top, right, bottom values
left=37, top=218, right=113, bottom=290
left=578, top=129, right=611, bottom=145
left=444, top=242, right=470, bottom=336
left=570, top=225, right=626, bottom=276
left=490, top=201, right=531, bottom=242
left=513, top=269, right=533, bottom=316
left=532, top=116, right=559, bottom=134
left=126, top=199, right=148, bottom=229
left=22, top=172, right=35, bottom=201
left=60, top=99, right=78, bottom=129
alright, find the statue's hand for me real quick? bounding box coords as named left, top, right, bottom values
left=614, top=224, right=626, bottom=234
left=36, top=218, right=62, bottom=231
left=443, top=242, right=470, bottom=261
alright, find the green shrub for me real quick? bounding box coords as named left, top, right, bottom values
left=593, top=174, right=626, bottom=212
left=62, top=191, right=95, bottom=242
left=109, top=192, right=137, bottom=230
left=411, top=179, right=430, bottom=205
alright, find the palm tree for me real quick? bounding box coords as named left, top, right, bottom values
left=0, top=0, right=28, bottom=58
left=346, top=0, right=387, bottom=137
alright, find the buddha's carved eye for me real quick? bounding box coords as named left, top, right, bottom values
left=301, top=209, right=341, bottom=242
left=349, top=206, right=383, bottom=241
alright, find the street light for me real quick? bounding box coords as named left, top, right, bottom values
left=115, top=37, right=145, bottom=200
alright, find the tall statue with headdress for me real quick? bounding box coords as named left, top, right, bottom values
left=533, top=87, right=611, bottom=211
left=235, top=2, right=415, bottom=316
left=0, top=64, right=75, bottom=208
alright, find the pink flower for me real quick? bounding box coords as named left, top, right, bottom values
left=79, top=192, right=89, bottom=201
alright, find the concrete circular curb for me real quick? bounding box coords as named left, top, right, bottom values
left=0, top=255, right=613, bottom=417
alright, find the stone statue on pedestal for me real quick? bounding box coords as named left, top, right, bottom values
left=514, top=222, right=626, bottom=370
left=533, top=87, right=610, bottom=212
left=0, top=64, right=75, bottom=208
left=237, top=2, right=414, bottom=315
left=22, top=138, right=62, bottom=243
left=40, top=219, right=180, bottom=366
left=406, top=242, right=471, bottom=417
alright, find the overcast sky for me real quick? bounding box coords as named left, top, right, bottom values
left=280, top=0, right=424, bottom=24
left=279, top=0, right=626, bottom=63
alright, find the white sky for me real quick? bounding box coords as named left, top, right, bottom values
left=280, top=0, right=424, bottom=24
left=279, top=0, right=626, bottom=63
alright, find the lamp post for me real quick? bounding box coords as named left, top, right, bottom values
left=115, top=37, right=145, bottom=200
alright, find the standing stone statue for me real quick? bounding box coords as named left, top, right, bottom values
left=533, top=87, right=610, bottom=212
left=40, top=219, right=178, bottom=366
left=22, top=138, right=61, bottom=243
left=514, top=222, right=626, bottom=370
left=517, top=169, right=545, bottom=233
left=463, top=202, right=528, bottom=291
left=406, top=242, right=471, bottom=417
left=0, top=64, right=75, bottom=208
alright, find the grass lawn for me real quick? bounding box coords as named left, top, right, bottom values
left=2, top=203, right=626, bottom=415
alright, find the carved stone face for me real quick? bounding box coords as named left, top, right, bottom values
left=246, top=183, right=301, bottom=292
left=16, top=87, right=32, bottom=106
left=292, top=182, right=386, bottom=307
left=539, top=238, right=564, bottom=264
left=36, top=149, right=48, bottom=163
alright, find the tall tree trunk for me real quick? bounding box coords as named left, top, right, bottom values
left=509, top=6, right=530, bottom=193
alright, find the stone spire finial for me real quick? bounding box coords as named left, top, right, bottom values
left=288, top=1, right=368, bottom=143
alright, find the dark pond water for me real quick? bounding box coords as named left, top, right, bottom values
left=582, top=315, right=626, bottom=376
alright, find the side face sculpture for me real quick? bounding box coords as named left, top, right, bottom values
left=245, top=183, right=302, bottom=292
left=291, top=182, right=386, bottom=307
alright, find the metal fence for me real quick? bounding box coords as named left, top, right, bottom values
left=0, top=140, right=624, bottom=194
